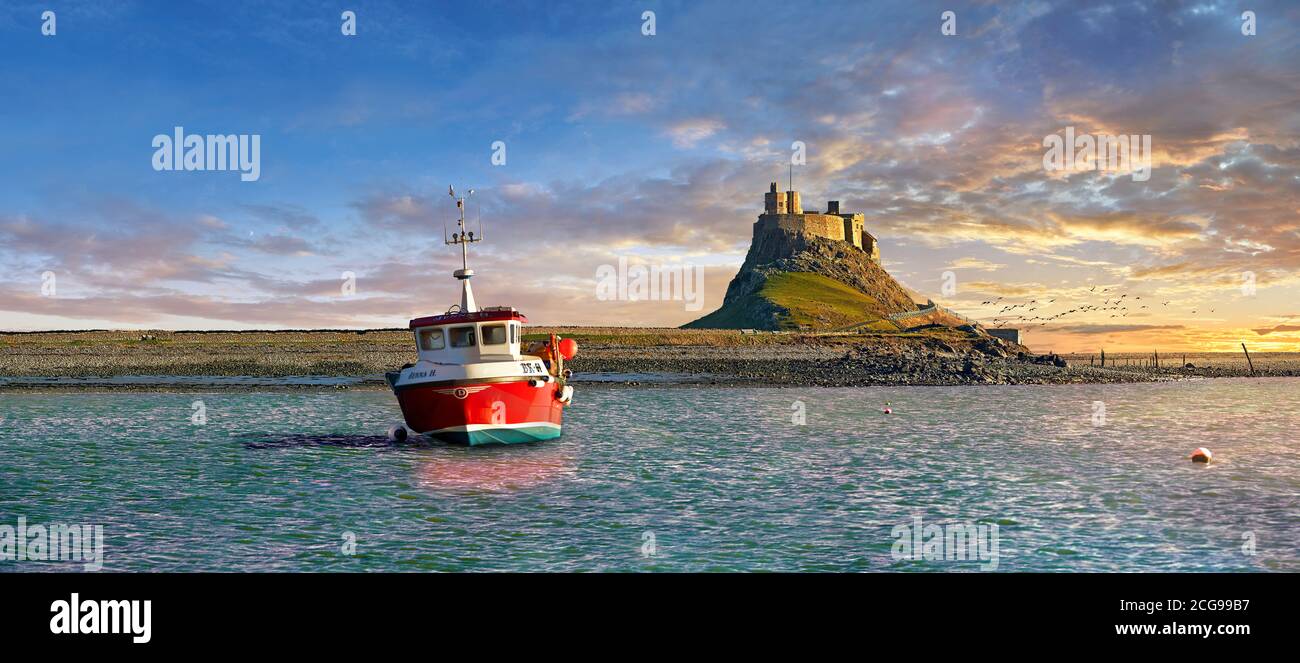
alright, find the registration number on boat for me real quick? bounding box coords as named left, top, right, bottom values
left=520, top=361, right=545, bottom=375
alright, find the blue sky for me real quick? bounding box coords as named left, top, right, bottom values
left=2, top=0, right=1298, bottom=351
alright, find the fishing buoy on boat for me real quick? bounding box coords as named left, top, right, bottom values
left=387, top=424, right=408, bottom=443
left=558, top=337, right=578, bottom=360
left=1190, top=447, right=1212, bottom=463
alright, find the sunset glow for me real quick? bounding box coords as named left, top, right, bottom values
left=1, top=2, right=1297, bottom=353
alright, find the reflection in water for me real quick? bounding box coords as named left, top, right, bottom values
left=240, top=432, right=435, bottom=450
left=240, top=431, right=577, bottom=491
left=414, top=444, right=578, bottom=492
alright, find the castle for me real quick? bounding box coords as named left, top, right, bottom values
left=758, top=182, right=880, bottom=263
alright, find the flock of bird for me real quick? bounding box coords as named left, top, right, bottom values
left=977, top=285, right=1207, bottom=329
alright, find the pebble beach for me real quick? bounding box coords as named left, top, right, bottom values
left=3, top=328, right=1297, bottom=390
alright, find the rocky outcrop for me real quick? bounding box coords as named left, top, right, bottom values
left=685, top=223, right=918, bottom=330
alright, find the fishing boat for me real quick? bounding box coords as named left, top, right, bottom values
left=385, top=186, right=576, bottom=445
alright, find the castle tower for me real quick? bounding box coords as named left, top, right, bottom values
left=763, top=182, right=787, bottom=214
left=840, top=213, right=864, bottom=250
left=785, top=188, right=801, bottom=214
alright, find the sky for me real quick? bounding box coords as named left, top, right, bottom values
left=0, top=0, right=1297, bottom=353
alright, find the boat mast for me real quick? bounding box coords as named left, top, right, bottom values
left=445, top=185, right=481, bottom=312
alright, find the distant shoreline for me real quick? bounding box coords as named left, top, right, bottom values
left=2, top=328, right=1296, bottom=391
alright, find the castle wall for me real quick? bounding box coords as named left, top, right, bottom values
left=754, top=187, right=880, bottom=265
left=862, top=232, right=880, bottom=264
left=839, top=213, right=864, bottom=250
left=758, top=213, right=846, bottom=242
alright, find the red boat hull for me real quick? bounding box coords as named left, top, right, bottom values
left=393, top=378, right=565, bottom=445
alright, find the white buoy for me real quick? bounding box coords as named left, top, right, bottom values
left=387, top=424, right=408, bottom=443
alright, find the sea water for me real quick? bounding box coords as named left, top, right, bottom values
left=0, top=378, right=1296, bottom=572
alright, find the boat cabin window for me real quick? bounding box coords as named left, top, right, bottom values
left=510, top=324, right=518, bottom=344
left=481, top=324, right=508, bottom=346
left=449, top=326, right=476, bottom=348
left=416, top=328, right=445, bottom=351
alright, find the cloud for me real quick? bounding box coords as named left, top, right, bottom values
left=964, top=281, right=1048, bottom=297
left=241, top=203, right=320, bottom=229
left=947, top=257, right=1004, bottom=272
left=1252, top=324, right=1300, bottom=336
left=2, top=1, right=1298, bottom=351
left=349, top=193, right=436, bottom=231
left=665, top=118, right=726, bottom=149
left=220, top=233, right=317, bottom=256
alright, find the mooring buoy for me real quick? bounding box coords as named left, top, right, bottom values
left=387, top=424, right=408, bottom=443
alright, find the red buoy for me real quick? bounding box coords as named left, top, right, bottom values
left=558, top=337, right=578, bottom=360
left=1190, top=447, right=1212, bottom=463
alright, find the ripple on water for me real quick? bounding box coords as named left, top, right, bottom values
left=0, top=379, right=1296, bottom=571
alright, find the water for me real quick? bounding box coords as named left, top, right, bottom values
left=1, top=379, right=1296, bottom=572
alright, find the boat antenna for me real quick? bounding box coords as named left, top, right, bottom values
left=445, top=185, right=480, bottom=312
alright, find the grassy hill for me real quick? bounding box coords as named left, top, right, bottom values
left=686, top=271, right=903, bottom=331
left=685, top=226, right=923, bottom=331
